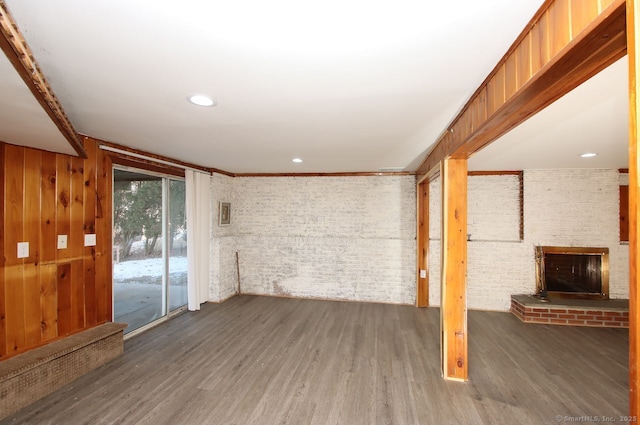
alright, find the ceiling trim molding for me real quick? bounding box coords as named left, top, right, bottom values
left=416, top=0, right=626, bottom=180
left=87, top=136, right=212, bottom=174
left=0, top=1, right=85, bottom=157
left=234, top=172, right=415, bottom=178
left=467, top=170, right=522, bottom=176
left=86, top=136, right=416, bottom=178
left=111, top=155, right=185, bottom=178
left=208, top=167, right=236, bottom=178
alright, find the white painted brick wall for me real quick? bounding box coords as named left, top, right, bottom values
left=207, top=169, right=627, bottom=310
left=231, top=176, right=417, bottom=304
left=468, top=175, right=520, bottom=241
left=616, top=172, right=629, bottom=299
left=428, top=176, right=442, bottom=307
left=209, top=173, right=238, bottom=302
left=428, top=177, right=441, bottom=238
left=427, top=169, right=627, bottom=311
left=429, top=174, right=522, bottom=309
left=428, top=240, right=441, bottom=306
left=524, top=169, right=627, bottom=299
left=525, top=169, right=618, bottom=247
left=467, top=241, right=532, bottom=310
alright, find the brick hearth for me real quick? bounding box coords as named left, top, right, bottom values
left=510, top=294, right=628, bottom=328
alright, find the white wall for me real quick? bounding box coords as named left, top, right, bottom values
left=209, top=173, right=238, bottom=302
left=428, top=169, right=628, bottom=311
left=428, top=176, right=441, bottom=306
left=525, top=169, right=628, bottom=300
left=218, top=175, right=417, bottom=304
left=467, top=174, right=526, bottom=310
left=208, top=168, right=628, bottom=310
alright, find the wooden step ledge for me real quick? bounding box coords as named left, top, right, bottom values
left=0, top=322, right=127, bottom=420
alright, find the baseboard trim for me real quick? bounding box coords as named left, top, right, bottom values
left=237, top=291, right=414, bottom=307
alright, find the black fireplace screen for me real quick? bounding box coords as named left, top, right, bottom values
left=544, top=253, right=602, bottom=294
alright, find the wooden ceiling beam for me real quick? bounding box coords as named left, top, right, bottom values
left=0, top=1, right=85, bottom=158
left=417, top=0, right=626, bottom=180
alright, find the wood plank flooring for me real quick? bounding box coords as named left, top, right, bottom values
left=0, top=295, right=628, bottom=425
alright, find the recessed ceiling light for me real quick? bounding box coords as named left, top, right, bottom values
left=292, top=158, right=303, bottom=163
left=187, top=94, right=217, bottom=107
left=580, top=152, right=597, bottom=158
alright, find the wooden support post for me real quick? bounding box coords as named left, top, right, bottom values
left=440, top=158, right=468, bottom=381
left=416, top=180, right=429, bottom=307
left=628, top=0, right=640, bottom=417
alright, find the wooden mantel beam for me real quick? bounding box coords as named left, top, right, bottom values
left=417, top=0, right=626, bottom=180
left=0, top=1, right=86, bottom=158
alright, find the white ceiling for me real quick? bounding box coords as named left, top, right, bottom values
left=0, top=1, right=628, bottom=174
left=468, top=55, right=629, bottom=171
left=0, top=50, right=76, bottom=155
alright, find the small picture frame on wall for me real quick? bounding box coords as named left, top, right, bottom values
left=219, top=201, right=231, bottom=226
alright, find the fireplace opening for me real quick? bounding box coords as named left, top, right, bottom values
left=535, top=246, right=609, bottom=299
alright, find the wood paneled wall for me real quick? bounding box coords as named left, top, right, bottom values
left=0, top=137, right=112, bottom=360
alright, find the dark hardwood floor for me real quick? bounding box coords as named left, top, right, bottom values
left=1, top=295, right=628, bottom=425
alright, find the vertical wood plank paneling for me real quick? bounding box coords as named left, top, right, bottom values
left=627, top=0, right=639, bottom=416
left=549, top=0, right=572, bottom=56
left=70, top=157, right=85, bottom=329
left=0, top=138, right=112, bottom=360
left=70, top=259, right=84, bottom=331
left=23, top=264, right=40, bottom=347
left=571, top=0, right=601, bottom=37
left=539, top=10, right=552, bottom=65
left=105, top=148, right=113, bottom=321
left=459, top=112, right=470, bottom=142
left=23, top=152, right=42, bottom=347
left=0, top=144, right=6, bottom=358
left=56, top=155, right=74, bottom=336
left=530, top=20, right=544, bottom=77
left=56, top=156, right=71, bottom=262
left=477, top=87, right=488, bottom=123
left=493, top=65, right=506, bottom=112
left=416, top=181, right=429, bottom=307
left=4, top=145, right=25, bottom=355
left=40, top=152, right=57, bottom=264
left=70, top=157, right=84, bottom=259
left=441, top=158, right=468, bottom=381
left=516, top=32, right=532, bottom=90
left=56, top=263, right=72, bottom=336
left=469, top=99, right=478, bottom=135
left=505, top=54, right=518, bottom=100
left=38, top=151, right=58, bottom=343
left=84, top=140, right=98, bottom=325
left=95, top=144, right=112, bottom=322
left=486, top=78, right=497, bottom=117
left=40, top=264, right=58, bottom=342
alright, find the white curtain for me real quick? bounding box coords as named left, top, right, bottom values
left=185, top=170, right=211, bottom=311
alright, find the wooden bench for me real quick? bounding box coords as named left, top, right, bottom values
left=0, top=322, right=127, bottom=420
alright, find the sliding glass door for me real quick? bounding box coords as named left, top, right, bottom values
left=168, top=179, right=188, bottom=311
left=113, top=168, right=187, bottom=334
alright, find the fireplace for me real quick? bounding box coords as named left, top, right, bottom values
left=535, top=246, right=609, bottom=299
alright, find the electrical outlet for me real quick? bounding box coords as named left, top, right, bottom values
left=84, top=234, right=96, bottom=247
left=420, top=269, right=427, bottom=279
left=17, top=242, right=29, bottom=258
left=57, top=235, right=68, bottom=249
